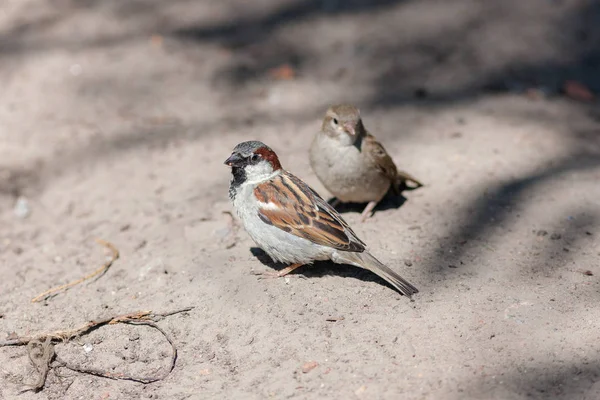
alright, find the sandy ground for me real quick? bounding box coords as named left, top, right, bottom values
left=1, top=0, right=600, bottom=399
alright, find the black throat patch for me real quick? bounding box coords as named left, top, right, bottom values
left=229, top=166, right=246, bottom=200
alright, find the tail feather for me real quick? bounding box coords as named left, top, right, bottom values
left=336, top=251, right=419, bottom=297
left=393, top=171, right=423, bottom=193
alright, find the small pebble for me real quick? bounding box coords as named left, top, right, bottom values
left=302, top=361, right=318, bottom=373
left=13, top=196, right=31, bottom=219
left=83, top=343, right=93, bottom=353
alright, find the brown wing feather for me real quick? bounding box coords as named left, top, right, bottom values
left=363, top=133, right=423, bottom=191
left=254, top=172, right=365, bottom=252
left=363, top=133, right=398, bottom=182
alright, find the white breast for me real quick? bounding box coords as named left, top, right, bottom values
left=232, top=179, right=333, bottom=265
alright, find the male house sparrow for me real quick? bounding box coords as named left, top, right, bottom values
left=310, top=104, right=422, bottom=221
left=225, top=140, right=418, bottom=297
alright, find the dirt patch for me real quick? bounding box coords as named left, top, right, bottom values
left=1, top=1, right=599, bottom=399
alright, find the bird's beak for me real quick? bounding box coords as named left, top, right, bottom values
left=343, top=123, right=355, bottom=136
left=224, top=153, right=244, bottom=167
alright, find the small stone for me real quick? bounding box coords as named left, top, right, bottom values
left=536, top=230, right=548, bottom=237
left=13, top=196, right=31, bottom=219
left=404, top=260, right=413, bottom=267
left=83, top=343, right=93, bottom=353
left=302, top=361, right=318, bottom=373
left=550, top=233, right=561, bottom=240
left=355, top=385, right=367, bottom=396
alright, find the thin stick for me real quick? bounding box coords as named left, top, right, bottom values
left=23, top=337, right=54, bottom=392
left=0, top=307, right=194, bottom=347
left=0, top=307, right=193, bottom=390
left=54, top=320, right=177, bottom=384
left=31, top=239, right=120, bottom=303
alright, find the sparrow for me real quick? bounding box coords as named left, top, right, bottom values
left=225, top=140, right=418, bottom=297
left=310, top=104, right=422, bottom=221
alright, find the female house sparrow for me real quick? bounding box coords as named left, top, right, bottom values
left=310, top=104, right=422, bottom=221
left=225, top=140, right=418, bottom=297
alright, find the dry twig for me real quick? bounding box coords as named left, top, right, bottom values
left=31, top=238, right=119, bottom=303
left=0, top=307, right=193, bottom=390
left=23, top=337, right=54, bottom=392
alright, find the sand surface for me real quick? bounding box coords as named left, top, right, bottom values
left=1, top=0, right=599, bottom=399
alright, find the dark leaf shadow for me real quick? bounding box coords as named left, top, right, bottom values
left=468, top=361, right=600, bottom=399
left=173, top=0, right=410, bottom=45
left=422, top=149, right=600, bottom=281
left=172, top=0, right=410, bottom=85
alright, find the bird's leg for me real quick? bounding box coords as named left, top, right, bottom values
left=252, top=263, right=304, bottom=279
left=360, top=201, right=378, bottom=222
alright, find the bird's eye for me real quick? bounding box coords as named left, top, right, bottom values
left=251, top=154, right=260, bottom=162
left=332, top=118, right=338, bottom=125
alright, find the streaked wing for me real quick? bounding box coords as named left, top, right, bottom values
left=363, top=133, right=398, bottom=183
left=254, top=172, right=365, bottom=252
left=364, top=133, right=422, bottom=189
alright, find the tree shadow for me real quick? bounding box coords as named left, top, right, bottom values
left=369, top=1, right=600, bottom=108
left=468, top=361, right=600, bottom=399
left=2, top=0, right=597, bottom=188
left=423, top=147, right=600, bottom=277
left=172, top=0, right=411, bottom=85
left=0, top=0, right=198, bottom=57
left=530, top=210, right=598, bottom=272
left=173, top=0, right=409, bottom=44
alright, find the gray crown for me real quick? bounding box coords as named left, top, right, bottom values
left=232, top=140, right=271, bottom=157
